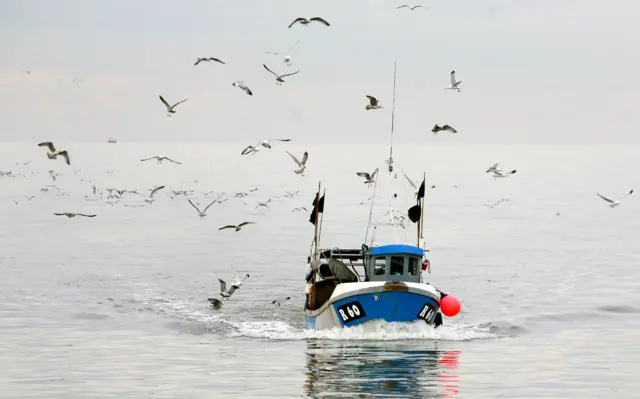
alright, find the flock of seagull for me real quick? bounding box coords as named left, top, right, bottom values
left=11, top=5, right=636, bottom=312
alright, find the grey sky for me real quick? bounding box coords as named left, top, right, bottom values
left=1, top=0, right=639, bottom=144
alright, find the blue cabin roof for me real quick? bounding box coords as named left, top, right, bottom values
left=369, top=244, right=423, bottom=257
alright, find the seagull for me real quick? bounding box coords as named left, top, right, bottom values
left=288, top=17, right=330, bottom=28
left=357, top=168, right=379, bottom=186
left=144, top=185, right=166, bottom=203
left=272, top=297, right=291, bottom=307
left=286, top=150, right=309, bottom=175
left=492, top=169, right=517, bottom=179
left=255, top=199, right=272, bottom=209
left=22, top=69, right=32, bottom=74
left=242, top=138, right=292, bottom=155
left=218, top=222, right=255, bottom=232
left=485, top=162, right=501, bottom=173
left=232, top=81, right=253, bottom=96
left=431, top=124, right=457, bottom=134
left=397, top=5, right=427, bottom=10
left=38, top=142, right=70, bottom=165
left=484, top=199, right=510, bottom=208
left=266, top=40, right=300, bottom=67
left=597, top=190, right=633, bottom=208
left=158, top=95, right=188, bottom=117
left=230, top=264, right=250, bottom=287
left=194, top=57, right=225, bottom=66
left=263, top=64, right=300, bottom=85
left=292, top=207, right=307, bottom=212
left=188, top=199, right=217, bottom=219
left=365, top=95, right=383, bottom=110
left=140, top=155, right=182, bottom=164
left=445, top=70, right=462, bottom=92
left=218, top=279, right=239, bottom=299
left=207, top=298, right=223, bottom=309
left=54, top=212, right=96, bottom=218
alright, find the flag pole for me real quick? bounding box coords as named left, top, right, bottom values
left=310, top=181, right=321, bottom=311
left=317, top=188, right=326, bottom=250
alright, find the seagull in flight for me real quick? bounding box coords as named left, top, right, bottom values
left=597, top=190, right=633, bottom=208
left=272, top=296, right=291, bottom=307
left=266, top=39, right=300, bottom=67
left=232, top=81, right=253, bottom=96
left=286, top=150, right=308, bottom=175
left=288, top=17, right=330, bottom=28
left=263, top=64, right=300, bottom=85
left=445, top=70, right=462, bottom=92
left=397, top=5, right=427, bottom=10
left=229, top=264, right=250, bottom=287
left=144, top=185, right=166, bottom=203
left=219, top=222, right=255, bottom=232
left=357, top=168, right=379, bottom=186
left=292, top=207, right=307, bottom=212
left=492, top=169, right=517, bottom=179
left=255, top=199, right=272, bottom=209
left=188, top=199, right=217, bottom=219
left=208, top=298, right=223, bottom=309
left=54, top=212, right=96, bottom=218
left=484, top=199, right=510, bottom=208
left=241, top=138, right=291, bottom=155
left=194, top=57, right=225, bottom=66
left=218, top=279, right=239, bottom=299
left=159, top=95, right=188, bottom=117
left=38, top=142, right=70, bottom=165
left=431, top=124, right=457, bottom=134
left=365, top=95, right=383, bottom=110
left=140, top=155, right=182, bottom=164
left=485, top=162, right=501, bottom=173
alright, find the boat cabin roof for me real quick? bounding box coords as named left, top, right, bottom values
left=369, top=244, right=423, bottom=257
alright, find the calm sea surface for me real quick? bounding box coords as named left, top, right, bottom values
left=0, top=142, right=639, bottom=398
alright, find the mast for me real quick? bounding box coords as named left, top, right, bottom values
left=309, top=181, right=321, bottom=311
left=417, top=172, right=426, bottom=248
left=387, top=62, right=397, bottom=174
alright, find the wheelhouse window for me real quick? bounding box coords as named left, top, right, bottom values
left=408, top=257, right=419, bottom=276
left=390, top=256, right=404, bottom=276
left=373, top=257, right=386, bottom=276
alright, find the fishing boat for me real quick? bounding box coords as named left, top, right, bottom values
left=107, top=136, right=117, bottom=143
left=303, top=177, right=461, bottom=331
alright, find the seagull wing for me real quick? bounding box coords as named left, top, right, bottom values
left=269, top=138, right=292, bottom=143
left=372, top=168, right=379, bottom=179
left=194, top=58, right=203, bottom=65
left=202, top=200, right=217, bottom=213
left=356, top=172, right=371, bottom=180
left=597, top=193, right=615, bottom=203
left=218, top=225, right=236, bottom=230
left=288, top=17, right=306, bottom=28
left=618, top=189, right=634, bottom=201
left=165, top=157, right=182, bottom=164
left=263, top=64, right=279, bottom=78
left=53, top=213, right=66, bottom=216
left=443, top=125, right=458, bottom=133
left=286, top=150, right=302, bottom=167
left=238, top=221, right=255, bottom=227
left=287, top=40, right=300, bottom=55
left=450, top=71, right=457, bottom=85
left=300, top=151, right=309, bottom=166
left=397, top=5, right=409, bottom=9
left=149, top=185, right=166, bottom=198
left=310, top=17, right=330, bottom=26
left=218, top=278, right=227, bottom=293
left=403, top=173, right=417, bottom=189
left=209, top=57, right=225, bottom=64
left=140, top=156, right=157, bottom=162
left=171, top=98, right=188, bottom=109
left=38, top=142, right=56, bottom=152
left=279, top=70, right=300, bottom=78
left=486, top=162, right=500, bottom=173
left=159, top=95, right=171, bottom=109
left=265, top=51, right=280, bottom=55
left=58, top=150, right=71, bottom=165
left=188, top=199, right=202, bottom=214
left=241, top=145, right=254, bottom=155
left=366, top=95, right=378, bottom=106
left=77, top=214, right=96, bottom=217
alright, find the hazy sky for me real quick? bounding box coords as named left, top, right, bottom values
left=2, top=0, right=639, bottom=144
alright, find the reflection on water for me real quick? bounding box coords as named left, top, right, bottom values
left=304, top=340, right=460, bottom=398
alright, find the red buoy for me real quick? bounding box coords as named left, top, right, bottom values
left=422, top=259, right=431, bottom=272
left=440, top=295, right=461, bottom=317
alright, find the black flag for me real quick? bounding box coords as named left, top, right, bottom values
left=408, top=177, right=426, bottom=223
left=309, top=193, right=325, bottom=225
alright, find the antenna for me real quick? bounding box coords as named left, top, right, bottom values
left=388, top=62, right=397, bottom=174
left=363, top=169, right=380, bottom=244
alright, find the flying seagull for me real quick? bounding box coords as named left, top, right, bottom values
left=485, top=162, right=501, bottom=173
left=229, top=264, right=250, bottom=287
left=159, top=95, right=188, bottom=117
left=241, top=138, right=291, bottom=155
left=288, top=17, right=330, bottom=28
left=218, top=221, right=255, bottom=232
left=208, top=298, right=223, bottom=309
left=144, top=185, right=166, bottom=203
left=432, top=124, right=457, bottom=134
left=140, top=155, right=182, bottom=164
left=357, top=168, right=379, bottom=186
left=218, top=279, right=239, bottom=299
left=365, top=95, right=383, bottom=110
left=292, top=207, right=308, bottom=212
left=263, top=64, right=300, bottom=85
left=492, top=169, right=517, bottom=179
left=188, top=199, right=217, bottom=219
left=397, top=5, right=427, bottom=10
left=194, top=57, right=225, bottom=66
left=445, top=70, right=462, bottom=92
left=54, top=212, right=96, bottom=218
left=286, top=150, right=309, bottom=175
left=272, top=296, right=291, bottom=307
left=232, top=81, right=253, bottom=96
left=597, top=190, right=633, bottom=208
left=38, top=142, right=70, bottom=165
left=266, top=39, right=300, bottom=67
